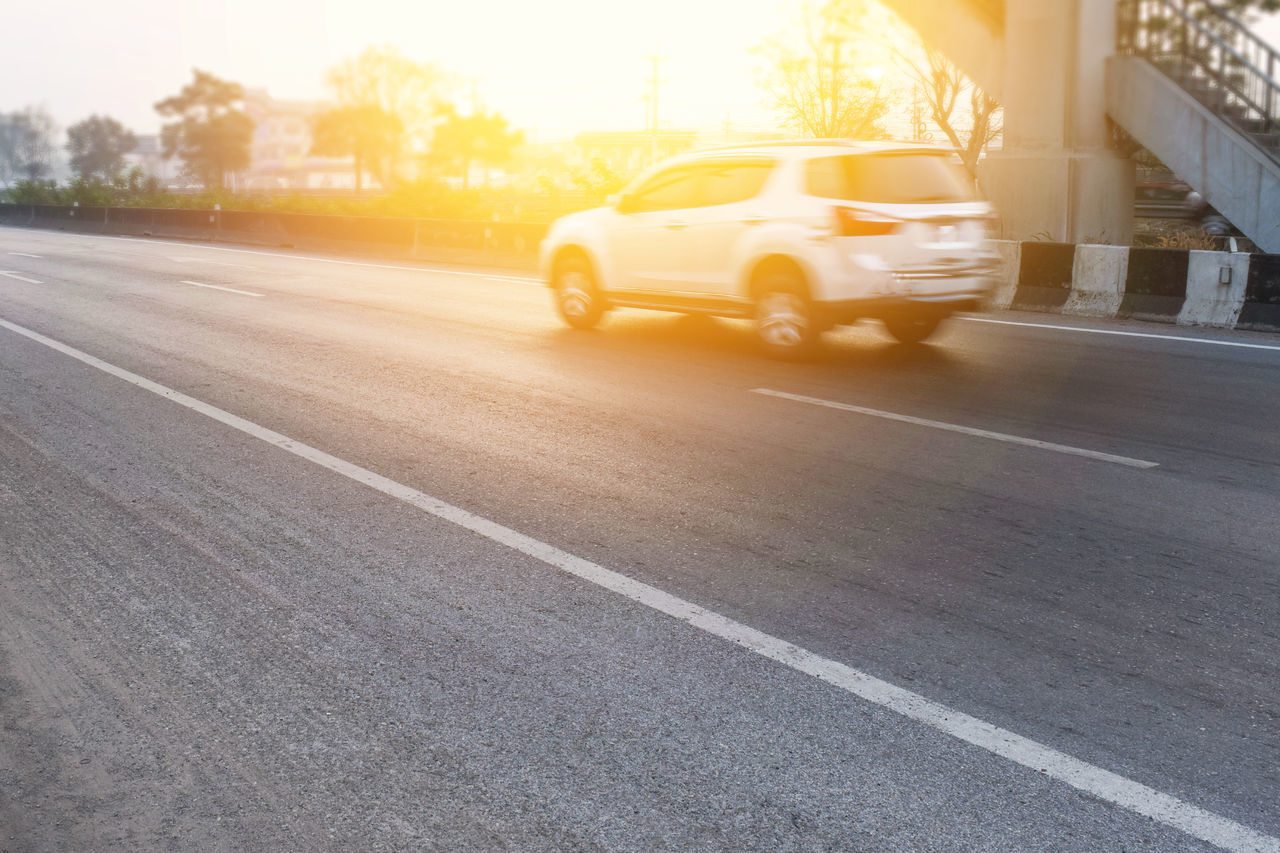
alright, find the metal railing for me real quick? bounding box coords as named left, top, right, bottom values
left=1118, top=0, right=1280, bottom=148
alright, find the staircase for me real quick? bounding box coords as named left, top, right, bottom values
left=1111, top=0, right=1280, bottom=251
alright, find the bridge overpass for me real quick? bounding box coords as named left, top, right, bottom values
left=881, top=0, right=1280, bottom=253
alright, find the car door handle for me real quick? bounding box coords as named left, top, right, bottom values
left=741, top=214, right=765, bottom=225
left=664, top=220, right=688, bottom=230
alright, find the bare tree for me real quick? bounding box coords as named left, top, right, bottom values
left=757, top=0, right=892, bottom=139
left=900, top=47, right=1001, bottom=178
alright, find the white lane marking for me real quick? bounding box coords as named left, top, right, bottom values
left=0, top=270, right=42, bottom=284
left=178, top=280, right=263, bottom=298
left=753, top=388, right=1159, bottom=470
left=2, top=316, right=1270, bottom=853
left=8, top=252, right=42, bottom=258
left=960, top=316, right=1280, bottom=353
left=168, top=255, right=255, bottom=269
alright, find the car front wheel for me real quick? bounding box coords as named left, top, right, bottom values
left=755, top=273, right=818, bottom=359
left=552, top=255, right=605, bottom=330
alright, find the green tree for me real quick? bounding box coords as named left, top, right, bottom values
left=756, top=0, right=892, bottom=139
left=324, top=46, right=445, bottom=186
left=0, top=107, right=58, bottom=185
left=427, top=104, right=524, bottom=189
left=155, top=69, right=255, bottom=190
left=310, top=105, right=403, bottom=193
left=66, top=114, right=137, bottom=180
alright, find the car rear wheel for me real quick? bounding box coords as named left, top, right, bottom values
left=754, top=270, right=818, bottom=359
left=552, top=255, right=604, bottom=329
left=882, top=313, right=943, bottom=344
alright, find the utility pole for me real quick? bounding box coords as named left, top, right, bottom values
left=646, top=54, right=662, bottom=166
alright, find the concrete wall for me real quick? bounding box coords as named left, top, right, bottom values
left=0, top=204, right=545, bottom=271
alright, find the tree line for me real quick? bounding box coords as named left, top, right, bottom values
left=4, top=0, right=1276, bottom=200
left=1, top=45, right=523, bottom=195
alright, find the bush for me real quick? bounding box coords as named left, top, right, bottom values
left=3, top=169, right=615, bottom=223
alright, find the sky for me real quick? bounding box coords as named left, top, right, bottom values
left=5, top=2, right=1280, bottom=145
left=0, top=0, right=810, bottom=142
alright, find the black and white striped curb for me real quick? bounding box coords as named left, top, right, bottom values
left=990, top=240, right=1280, bottom=331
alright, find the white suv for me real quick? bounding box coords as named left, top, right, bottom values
left=540, top=141, right=998, bottom=357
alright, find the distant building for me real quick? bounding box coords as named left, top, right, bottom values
left=124, top=134, right=180, bottom=186
left=240, top=89, right=376, bottom=191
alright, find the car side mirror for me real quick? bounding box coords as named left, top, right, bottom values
left=612, top=192, right=636, bottom=214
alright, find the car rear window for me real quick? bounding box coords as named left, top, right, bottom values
left=806, top=153, right=975, bottom=204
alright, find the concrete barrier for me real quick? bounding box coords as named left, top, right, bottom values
left=989, top=239, right=1021, bottom=309
left=1065, top=244, right=1127, bottom=318
left=1011, top=242, right=1075, bottom=311
left=1238, top=253, right=1280, bottom=331
left=1119, top=247, right=1189, bottom=322
left=1177, top=250, right=1250, bottom=327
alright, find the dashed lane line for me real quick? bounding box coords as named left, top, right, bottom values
left=1, top=315, right=1271, bottom=853
left=179, top=280, right=264, bottom=298
left=7, top=252, right=42, bottom=258
left=753, top=388, right=1159, bottom=469
left=0, top=270, right=42, bottom=284
left=168, top=255, right=256, bottom=269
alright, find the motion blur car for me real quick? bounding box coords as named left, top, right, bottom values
left=540, top=140, right=999, bottom=357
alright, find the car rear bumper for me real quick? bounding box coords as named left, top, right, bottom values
left=819, top=285, right=988, bottom=325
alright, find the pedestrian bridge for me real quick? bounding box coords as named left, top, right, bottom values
left=882, top=0, right=1280, bottom=253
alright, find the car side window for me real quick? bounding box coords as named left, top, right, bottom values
left=805, top=157, right=848, bottom=200
left=698, top=161, right=774, bottom=207
left=624, top=167, right=701, bottom=213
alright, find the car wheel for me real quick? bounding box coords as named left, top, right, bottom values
left=882, top=313, right=943, bottom=344
left=552, top=255, right=604, bottom=330
left=754, top=270, right=818, bottom=359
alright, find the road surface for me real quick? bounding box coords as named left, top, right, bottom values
left=1, top=227, right=1277, bottom=851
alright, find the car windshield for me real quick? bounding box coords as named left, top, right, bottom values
left=806, top=153, right=976, bottom=204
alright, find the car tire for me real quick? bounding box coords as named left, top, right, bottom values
left=552, top=254, right=605, bottom=330
left=882, top=313, right=943, bottom=344
left=754, top=268, right=818, bottom=359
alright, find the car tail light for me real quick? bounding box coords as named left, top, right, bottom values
left=833, top=207, right=902, bottom=237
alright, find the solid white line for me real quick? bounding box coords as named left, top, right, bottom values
left=8, top=252, right=42, bottom=258
left=1, top=315, right=1269, bottom=853
left=0, top=270, right=42, bottom=284
left=753, top=388, right=1159, bottom=469
left=960, top=316, right=1280, bottom=353
left=178, top=279, right=263, bottom=297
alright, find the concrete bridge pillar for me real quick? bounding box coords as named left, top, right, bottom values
left=883, top=0, right=1135, bottom=244
left=979, top=0, right=1134, bottom=244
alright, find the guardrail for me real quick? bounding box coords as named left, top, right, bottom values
left=1117, top=0, right=1280, bottom=158
left=0, top=203, right=549, bottom=270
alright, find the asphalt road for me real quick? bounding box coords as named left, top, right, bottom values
left=1, top=227, right=1277, bottom=852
